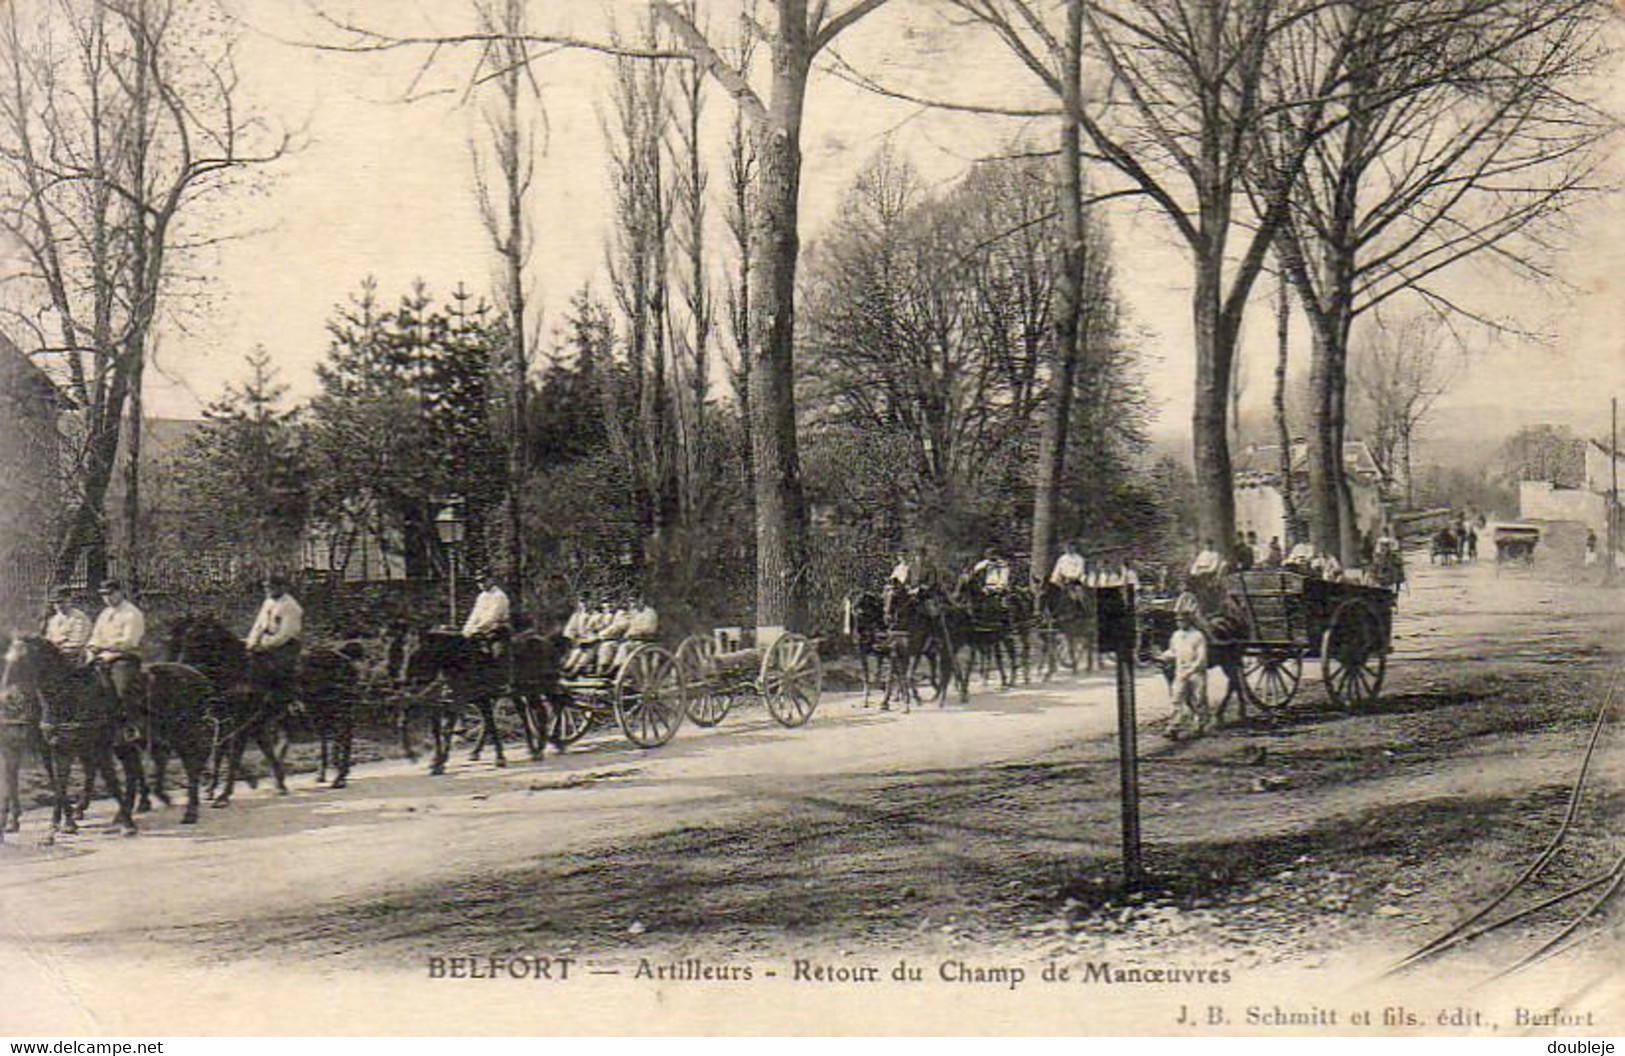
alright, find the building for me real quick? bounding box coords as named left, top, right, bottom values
left=0, top=332, right=69, bottom=620
left=1233, top=439, right=1392, bottom=547
left=1518, top=440, right=1623, bottom=537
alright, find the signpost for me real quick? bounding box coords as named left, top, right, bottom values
left=1095, top=579, right=1145, bottom=891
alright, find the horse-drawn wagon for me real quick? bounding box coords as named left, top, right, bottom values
left=1216, top=570, right=1397, bottom=712
left=1491, top=522, right=1541, bottom=566
left=1141, top=569, right=1398, bottom=714
left=671, top=629, right=823, bottom=729
left=549, top=642, right=689, bottom=750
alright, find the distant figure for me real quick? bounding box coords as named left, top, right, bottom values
left=1232, top=532, right=1253, bottom=572
left=1190, top=538, right=1226, bottom=579
left=1585, top=529, right=1599, bottom=568
left=1264, top=537, right=1284, bottom=569
left=1464, top=524, right=1478, bottom=561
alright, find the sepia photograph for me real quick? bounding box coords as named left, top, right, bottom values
left=0, top=0, right=1622, bottom=1038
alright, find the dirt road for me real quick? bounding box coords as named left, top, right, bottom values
left=3, top=557, right=1621, bottom=1035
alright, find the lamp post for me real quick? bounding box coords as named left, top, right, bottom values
left=434, top=498, right=466, bottom=626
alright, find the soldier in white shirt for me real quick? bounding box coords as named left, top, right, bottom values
left=247, top=575, right=304, bottom=709
left=85, top=579, right=146, bottom=715
left=614, top=598, right=661, bottom=669
left=462, top=570, right=512, bottom=659
left=43, top=587, right=92, bottom=655
left=970, top=548, right=1011, bottom=594
left=1049, top=540, right=1086, bottom=602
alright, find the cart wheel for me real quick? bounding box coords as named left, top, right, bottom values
left=687, top=690, right=735, bottom=728
left=1239, top=650, right=1304, bottom=713
left=614, top=646, right=686, bottom=748
left=761, top=633, right=821, bottom=728
left=1322, top=601, right=1387, bottom=710
left=551, top=698, right=592, bottom=747
left=674, top=634, right=730, bottom=727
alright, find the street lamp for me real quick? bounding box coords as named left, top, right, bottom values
left=434, top=498, right=466, bottom=625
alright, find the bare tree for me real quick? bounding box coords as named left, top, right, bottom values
left=1265, top=0, right=1612, bottom=559
left=469, top=0, right=544, bottom=599
left=316, top=0, right=894, bottom=632
left=1350, top=313, right=1456, bottom=508
left=0, top=0, right=288, bottom=586
left=931, top=0, right=1351, bottom=555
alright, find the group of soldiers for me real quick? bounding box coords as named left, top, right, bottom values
left=42, top=574, right=306, bottom=715
left=879, top=539, right=1142, bottom=624
left=560, top=595, right=661, bottom=677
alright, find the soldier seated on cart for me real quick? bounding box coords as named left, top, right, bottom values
left=563, top=600, right=612, bottom=676
left=612, top=598, right=660, bottom=671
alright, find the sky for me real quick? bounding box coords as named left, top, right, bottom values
left=128, top=0, right=1625, bottom=459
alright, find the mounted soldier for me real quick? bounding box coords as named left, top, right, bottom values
left=461, top=569, right=512, bottom=661
left=246, top=574, right=303, bottom=711
left=969, top=547, right=1011, bottom=596
left=1049, top=539, right=1086, bottom=603
left=44, top=587, right=92, bottom=655
left=884, top=550, right=921, bottom=623
left=84, top=578, right=145, bottom=719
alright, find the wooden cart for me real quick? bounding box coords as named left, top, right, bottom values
left=1217, top=570, right=1398, bottom=713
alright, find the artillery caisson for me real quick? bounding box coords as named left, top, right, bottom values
left=672, top=630, right=823, bottom=729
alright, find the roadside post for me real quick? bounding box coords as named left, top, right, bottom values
left=1096, top=578, right=1144, bottom=891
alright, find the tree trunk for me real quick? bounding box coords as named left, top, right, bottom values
left=748, top=14, right=812, bottom=633
left=1191, top=255, right=1237, bottom=553
left=1273, top=270, right=1298, bottom=544
left=1029, top=0, right=1085, bottom=585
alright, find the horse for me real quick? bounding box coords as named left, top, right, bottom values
left=166, top=613, right=290, bottom=807
left=842, top=592, right=888, bottom=705
left=393, top=628, right=536, bottom=774
left=2, top=636, right=137, bottom=839
left=272, top=639, right=362, bottom=788
left=1031, top=580, right=1098, bottom=678
left=947, top=578, right=1030, bottom=690
left=457, top=629, right=573, bottom=761
left=0, top=634, right=38, bottom=839
left=880, top=585, right=955, bottom=711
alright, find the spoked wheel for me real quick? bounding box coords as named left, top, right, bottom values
left=674, top=634, right=731, bottom=727
left=613, top=646, right=686, bottom=748
left=1322, top=601, right=1388, bottom=710
left=1238, top=648, right=1304, bottom=713
left=761, top=633, right=821, bottom=728
left=550, top=697, right=593, bottom=748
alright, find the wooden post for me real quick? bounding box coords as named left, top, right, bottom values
left=1113, top=582, right=1144, bottom=890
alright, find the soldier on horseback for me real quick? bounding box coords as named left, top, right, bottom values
left=461, top=569, right=512, bottom=660
left=84, top=578, right=145, bottom=720
left=246, top=574, right=303, bottom=711
left=969, top=547, right=1010, bottom=596
left=44, top=587, right=92, bottom=654
left=1049, top=539, right=1086, bottom=603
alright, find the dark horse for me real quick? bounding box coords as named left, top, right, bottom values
left=1031, top=581, right=1098, bottom=678
left=947, top=579, right=1030, bottom=690
left=169, top=612, right=361, bottom=797
left=2, top=636, right=137, bottom=838
left=881, top=586, right=956, bottom=711
left=393, top=628, right=559, bottom=774
left=0, top=634, right=39, bottom=838
left=843, top=592, right=888, bottom=705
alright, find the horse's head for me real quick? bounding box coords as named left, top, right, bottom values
left=399, top=627, right=461, bottom=685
